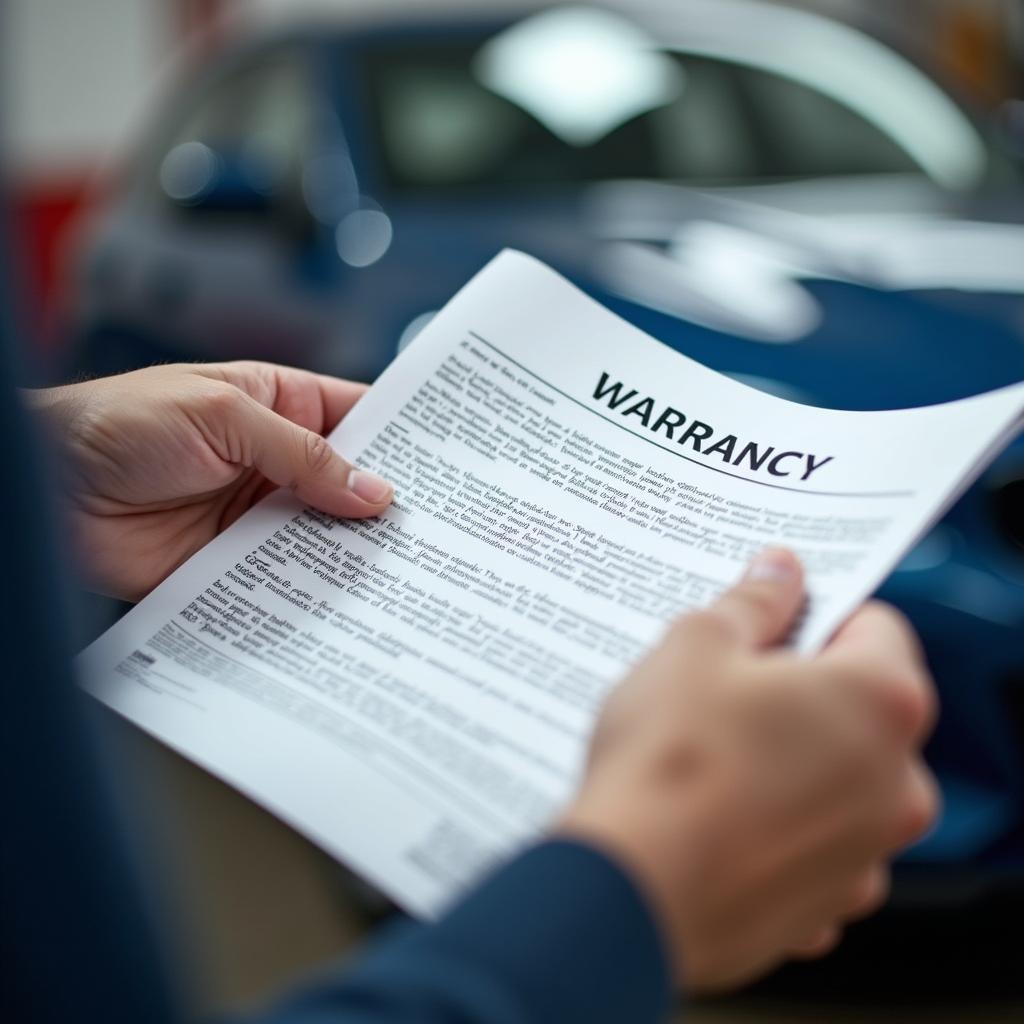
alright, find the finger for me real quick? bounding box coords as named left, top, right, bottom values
left=789, top=924, right=841, bottom=960
left=825, top=601, right=926, bottom=670
left=228, top=392, right=392, bottom=517
left=202, top=361, right=369, bottom=435
left=889, top=761, right=941, bottom=851
left=266, top=366, right=368, bottom=434
left=702, top=547, right=805, bottom=649
left=311, top=373, right=370, bottom=433
left=820, top=602, right=937, bottom=744
left=843, top=864, right=890, bottom=920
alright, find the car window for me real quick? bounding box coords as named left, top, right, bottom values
left=155, top=47, right=314, bottom=207
left=362, top=43, right=926, bottom=190
left=374, top=62, right=520, bottom=184
left=732, top=64, right=920, bottom=178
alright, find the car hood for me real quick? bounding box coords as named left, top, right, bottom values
left=559, top=176, right=1024, bottom=412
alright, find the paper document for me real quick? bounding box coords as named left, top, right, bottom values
left=79, top=251, right=1024, bottom=916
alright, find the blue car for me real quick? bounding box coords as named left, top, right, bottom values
left=65, top=0, right=1024, bottom=983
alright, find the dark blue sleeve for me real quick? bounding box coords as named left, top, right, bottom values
left=250, top=840, right=672, bottom=1024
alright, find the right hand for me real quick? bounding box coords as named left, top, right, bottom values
left=560, top=548, right=938, bottom=993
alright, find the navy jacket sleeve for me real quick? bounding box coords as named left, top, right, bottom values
left=251, top=840, right=672, bottom=1024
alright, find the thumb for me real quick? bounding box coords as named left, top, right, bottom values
left=235, top=393, right=393, bottom=517
left=706, top=547, right=804, bottom=649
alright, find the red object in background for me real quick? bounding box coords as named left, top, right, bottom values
left=8, top=0, right=236, bottom=353
left=937, top=5, right=1014, bottom=106
left=179, top=0, right=236, bottom=54
left=10, top=174, right=98, bottom=349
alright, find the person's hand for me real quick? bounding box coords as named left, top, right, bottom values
left=560, top=548, right=938, bottom=993
left=29, top=361, right=393, bottom=602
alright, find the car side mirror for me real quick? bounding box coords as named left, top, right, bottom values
left=159, top=140, right=282, bottom=214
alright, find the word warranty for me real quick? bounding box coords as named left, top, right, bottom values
left=592, top=372, right=834, bottom=483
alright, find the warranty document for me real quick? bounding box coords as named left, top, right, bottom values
left=79, top=251, right=1024, bottom=916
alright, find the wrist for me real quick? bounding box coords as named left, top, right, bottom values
left=20, top=384, right=86, bottom=444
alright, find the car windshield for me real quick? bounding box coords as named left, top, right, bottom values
left=361, top=39, right=926, bottom=192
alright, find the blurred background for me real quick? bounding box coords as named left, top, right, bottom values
left=2, top=1, right=1023, bottom=1019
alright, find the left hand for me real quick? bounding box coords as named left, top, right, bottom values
left=29, top=361, right=393, bottom=602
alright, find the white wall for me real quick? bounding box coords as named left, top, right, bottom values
left=1, top=0, right=175, bottom=176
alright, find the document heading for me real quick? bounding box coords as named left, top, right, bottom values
left=592, top=372, right=834, bottom=483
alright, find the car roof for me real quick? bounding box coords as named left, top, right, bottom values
left=236, top=0, right=992, bottom=192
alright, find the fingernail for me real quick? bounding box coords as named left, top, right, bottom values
left=347, top=468, right=393, bottom=504
left=744, top=547, right=797, bottom=583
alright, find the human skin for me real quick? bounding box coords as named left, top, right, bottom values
left=28, top=361, right=393, bottom=602
left=561, top=548, right=938, bottom=991
left=28, top=363, right=939, bottom=994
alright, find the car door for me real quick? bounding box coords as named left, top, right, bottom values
left=73, top=40, right=343, bottom=374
